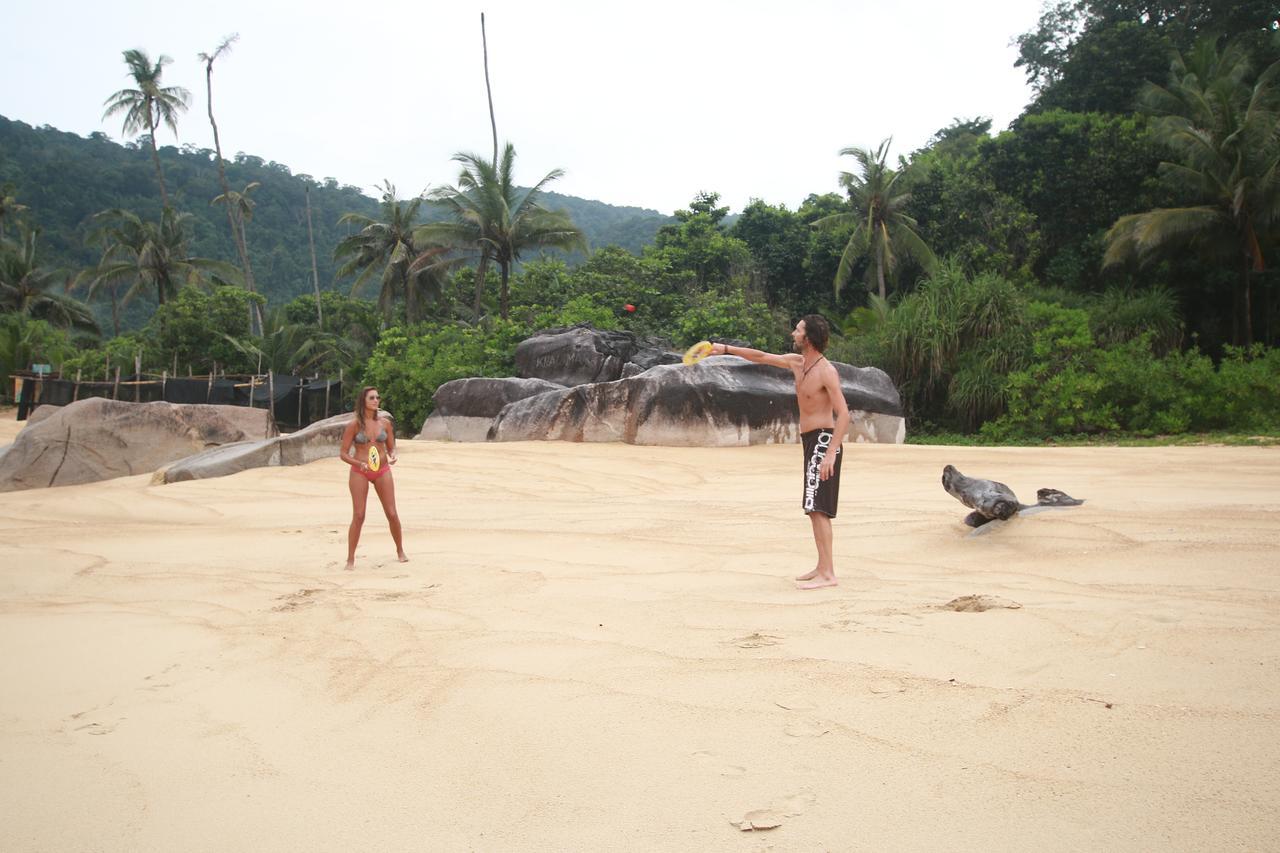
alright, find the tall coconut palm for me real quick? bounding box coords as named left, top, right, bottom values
left=212, top=179, right=263, bottom=334
left=334, top=182, right=455, bottom=323
left=199, top=34, right=260, bottom=332
left=421, top=142, right=586, bottom=320
left=813, top=138, right=937, bottom=301
left=0, top=185, right=28, bottom=241
left=1103, top=38, right=1280, bottom=345
left=82, top=208, right=239, bottom=311
left=103, top=49, right=191, bottom=209
left=0, top=225, right=98, bottom=332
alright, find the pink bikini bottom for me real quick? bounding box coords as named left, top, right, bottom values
left=357, top=465, right=389, bottom=483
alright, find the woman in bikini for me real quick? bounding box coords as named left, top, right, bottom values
left=341, top=386, right=408, bottom=569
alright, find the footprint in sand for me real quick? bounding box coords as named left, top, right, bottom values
left=865, top=676, right=906, bottom=696
left=730, top=789, right=817, bottom=832
left=774, top=694, right=816, bottom=711
left=692, top=750, right=748, bottom=778
left=272, top=588, right=323, bottom=611
left=729, top=632, right=784, bottom=649
left=76, top=720, right=121, bottom=736
left=783, top=719, right=831, bottom=738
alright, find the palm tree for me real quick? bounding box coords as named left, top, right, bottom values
left=422, top=142, right=587, bottom=320
left=220, top=306, right=363, bottom=376
left=813, top=138, right=937, bottom=301
left=334, top=182, right=455, bottom=323
left=1103, top=38, right=1280, bottom=346
left=199, top=34, right=260, bottom=331
left=212, top=180, right=263, bottom=334
left=81, top=208, right=239, bottom=311
left=0, top=184, right=28, bottom=241
left=0, top=225, right=98, bottom=332
left=102, top=49, right=191, bottom=208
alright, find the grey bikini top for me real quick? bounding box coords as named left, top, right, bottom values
left=354, top=426, right=388, bottom=444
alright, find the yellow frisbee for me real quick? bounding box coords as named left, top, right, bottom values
left=682, top=340, right=714, bottom=365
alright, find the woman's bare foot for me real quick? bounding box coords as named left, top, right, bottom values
left=397, top=551, right=409, bottom=563
left=344, top=560, right=355, bottom=571
left=797, top=574, right=837, bottom=590
left=795, top=567, right=820, bottom=581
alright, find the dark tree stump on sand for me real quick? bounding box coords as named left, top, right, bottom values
left=941, top=464, right=1084, bottom=528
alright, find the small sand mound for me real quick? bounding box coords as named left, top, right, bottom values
left=941, top=594, right=1022, bottom=612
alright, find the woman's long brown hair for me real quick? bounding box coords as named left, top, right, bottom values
left=352, top=386, right=378, bottom=435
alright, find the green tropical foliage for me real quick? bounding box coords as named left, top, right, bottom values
left=422, top=143, right=587, bottom=320
left=1104, top=37, right=1280, bottom=345
left=0, top=225, right=97, bottom=332
left=334, top=182, right=456, bottom=324
left=81, top=207, right=239, bottom=311
left=813, top=139, right=937, bottom=300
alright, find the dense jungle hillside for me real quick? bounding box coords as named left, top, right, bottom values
left=0, top=115, right=671, bottom=317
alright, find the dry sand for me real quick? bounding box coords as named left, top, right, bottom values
left=1, top=419, right=1278, bottom=851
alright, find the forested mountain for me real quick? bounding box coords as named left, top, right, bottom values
left=0, top=115, right=671, bottom=313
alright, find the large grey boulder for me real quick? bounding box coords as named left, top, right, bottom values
left=0, top=398, right=276, bottom=492
left=155, top=410, right=393, bottom=483
left=514, top=324, right=680, bottom=386
left=415, top=377, right=564, bottom=441
left=488, top=356, right=905, bottom=446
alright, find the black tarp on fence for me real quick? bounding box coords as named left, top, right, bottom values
left=12, top=373, right=344, bottom=429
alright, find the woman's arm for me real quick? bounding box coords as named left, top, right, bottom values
left=385, top=417, right=397, bottom=464
left=339, top=421, right=364, bottom=470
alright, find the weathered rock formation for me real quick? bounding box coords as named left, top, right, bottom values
left=489, top=356, right=905, bottom=446
left=0, top=398, right=275, bottom=492
left=416, top=378, right=564, bottom=441
left=514, top=324, right=680, bottom=386
left=156, top=411, right=391, bottom=484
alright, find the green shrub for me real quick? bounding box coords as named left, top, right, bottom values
left=675, top=290, right=787, bottom=348
left=0, top=315, right=77, bottom=400
left=360, top=320, right=526, bottom=434
left=1208, top=345, right=1280, bottom=431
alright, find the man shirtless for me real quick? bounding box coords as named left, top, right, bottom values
left=712, top=315, right=850, bottom=589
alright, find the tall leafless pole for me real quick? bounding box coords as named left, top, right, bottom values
left=305, top=185, right=323, bottom=326
left=200, top=34, right=260, bottom=336
left=482, top=13, right=498, bottom=167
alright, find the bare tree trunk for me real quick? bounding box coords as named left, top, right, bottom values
left=876, top=253, right=887, bottom=302
left=237, top=215, right=264, bottom=335
left=205, top=53, right=259, bottom=336
left=305, top=185, right=324, bottom=327
left=482, top=13, right=498, bottom=167
left=147, top=108, right=170, bottom=209
left=500, top=261, right=510, bottom=320
left=473, top=254, right=490, bottom=319
left=1244, top=269, right=1254, bottom=347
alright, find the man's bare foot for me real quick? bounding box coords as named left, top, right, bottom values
left=397, top=551, right=409, bottom=563
left=795, top=568, right=820, bottom=581
left=797, top=575, right=837, bottom=590
left=344, top=560, right=355, bottom=571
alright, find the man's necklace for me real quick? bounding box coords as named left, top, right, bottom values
left=800, top=355, right=825, bottom=381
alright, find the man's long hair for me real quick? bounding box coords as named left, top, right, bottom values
left=801, top=314, right=830, bottom=353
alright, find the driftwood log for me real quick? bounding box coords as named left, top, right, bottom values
left=941, top=464, right=1084, bottom=528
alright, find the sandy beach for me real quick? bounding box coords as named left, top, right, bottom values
left=1, top=421, right=1278, bottom=851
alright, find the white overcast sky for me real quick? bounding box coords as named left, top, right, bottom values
left=2, top=0, right=1044, bottom=214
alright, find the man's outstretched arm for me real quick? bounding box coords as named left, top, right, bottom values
left=712, top=342, right=799, bottom=370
